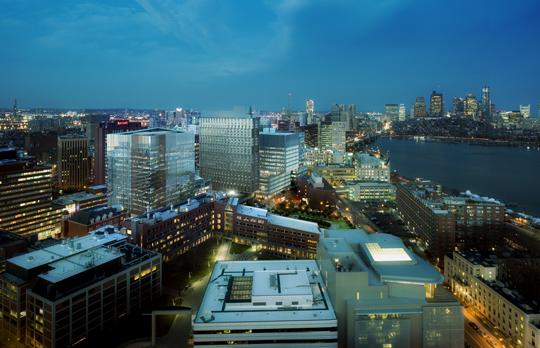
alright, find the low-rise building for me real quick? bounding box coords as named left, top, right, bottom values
left=346, top=181, right=396, bottom=202
left=354, top=152, right=390, bottom=183
left=445, top=251, right=540, bottom=348
left=0, top=225, right=161, bottom=347
left=313, top=164, right=356, bottom=187
left=192, top=260, right=338, bottom=347
left=297, top=173, right=337, bottom=211
left=52, top=191, right=108, bottom=216
left=62, top=205, right=128, bottom=237
left=318, top=229, right=464, bottom=348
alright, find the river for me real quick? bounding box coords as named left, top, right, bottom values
left=374, top=137, right=540, bottom=217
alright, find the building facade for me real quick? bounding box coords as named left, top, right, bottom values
left=445, top=251, right=540, bottom=348
left=193, top=260, right=338, bottom=347
left=429, top=91, right=444, bottom=117
left=199, top=114, right=260, bottom=194
left=354, top=152, right=390, bottom=183
left=346, top=181, right=396, bottom=202
left=57, top=135, right=90, bottom=191
left=414, top=97, right=427, bottom=118
left=318, top=229, right=464, bottom=348
left=107, top=128, right=196, bottom=215
left=0, top=226, right=162, bottom=348
left=0, top=148, right=61, bottom=240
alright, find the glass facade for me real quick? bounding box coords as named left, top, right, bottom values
left=107, top=128, right=195, bottom=215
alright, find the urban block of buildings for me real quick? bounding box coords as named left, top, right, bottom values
left=192, top=260, right=338, bottom=347
left=445, top=250, right=540, bottom=348
left=0, top=225, right=162, bottom=348
left=318, top=228, right=464, bottom=348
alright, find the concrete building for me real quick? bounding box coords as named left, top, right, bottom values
left=0, top=226, right=162, bottom=347
left=297, top=172, right=338, bottom=211
left=413, top=97, right=427, bottom=118
left=107, top=128, right=196, bottom=215
left=318, top=120, right=346, bottom=153
left=53, top=190, right=108, bottom=216
left=318, top=229, right=464, bottom=348
left=465, top=94, right=479, bottom=118
left=445, top=251, right=540, bottom=348
left=199, top=114, right=260, bottom=194
left=354, top=152, right=390, bottom=183
left=57, top=135, right=90, bottom=191
left=0, top=148, right=62, bottom=240
left=314, top=164, right=356, bottom=187
left=258, top=129, right=302, bottom=198
left=193, top=260, right=337, bottom=347
left=346, top=181, right=396, bottom=202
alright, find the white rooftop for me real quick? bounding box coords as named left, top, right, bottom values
left=194, top=260, right=336, bottom=325
left=236, top=204, right=268, bottom=219
left=9, top=226, right=126, bottom=270
left=267, top=213, right=321, bottom=234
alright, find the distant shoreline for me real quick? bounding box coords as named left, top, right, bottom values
left=383, top=134, right=540, bottom=148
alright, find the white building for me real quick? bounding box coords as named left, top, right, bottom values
left=445, top=251, right=540, bottom=348
left=193, top=260, right=337, bottom=347
left=520, top=104, right=531, bottom=119
left=318, top=229, right=464, bottom=348
left=355, top=152, right=390, bottom=182
left=346, top=181, right=396, bottom=202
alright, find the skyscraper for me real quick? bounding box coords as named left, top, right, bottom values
left=0, top=148, right=61, bottom=239
left=429, top=90, right=444, bottom=117
left=398, top=103, right=406, bottom=121
left=520, top=104, right=531, bottom=118
left=413, top=96, right=427, bottom=117
left=57, top=135, right=90, bottom=191
left=481, top=86, right=491, bottom=121
left=258, top=128, right=302, bottom=198
left=306, top=98, right=315, bottom=125
left=199, top=114, right=260, bottom=194
left=107, top=128, right=196, bottom=215
left=464, top=94, right=479, bottom=118
left=318, top=120, right=346, bottom=153
left=385, top=104, right=399, bottom=122
left=452, top=97, right=465, bottom=117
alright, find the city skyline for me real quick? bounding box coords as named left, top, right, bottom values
left=1, top=0, right=540, bottom=111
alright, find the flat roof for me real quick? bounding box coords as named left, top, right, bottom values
left=322, top=229, right=443, bottom=285
left=236, top=204, right=268, bottom=219
left=194, top=260, right=336, bottom=324
left=8, top=226, right=126, bottom=270
left=267, top=213, right=321, bottom=234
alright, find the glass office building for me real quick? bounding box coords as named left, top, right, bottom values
left=107, top=128, right=195, bottom=215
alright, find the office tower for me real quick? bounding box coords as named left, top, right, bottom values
left=318, top=229, right=464, bottom=348
left=452, top=97, right=465, bottom=117
left=398, top=103, right=406, bottom=121
left=385, top=103, right=399, bottom=122
left=330, top=103, right=355, bottom=130
left=0, top=148, right=62, bottom=240
left=107, top=128, right=196, bottom=215
left=445, top=251, right=540, bottom=348
left=193, top=260, right=337, bottom=347
left=91, top=118, right=147, bottom=185
left=57, top=135, right=90, bottom=191
left=429, top=90, right=444, bottom=117
left=0, top=226, right=161, bottom=347
left=199, top=114, right=260, bottom=194
left=481, top=86, right=491, bottom=121
left=464, top=94, right=479, bottom=118
left=413, top=96, right=427, bottom=117
left=318, top=120, right=346, bottom=152
left=354, top=152, right=390, bottom=182
left=520, top=104, right=531, bottom=118
left=258, top=129, right=301, bottom=198
left=306, top=98, right=315, bottom=124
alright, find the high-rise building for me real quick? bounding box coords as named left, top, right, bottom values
left=0, top=148, right=62, bottom=240
left=193, top=260, right=337, bottom=347
left=520, top=104, right=531, bottom=119
left=318, top=120, right=346, bottom=153
left=398, top=103, right=406, bottom=121
left=306, top=98, right=315, bottom=125
left=429, top=90, right=444, bottom=117
left=57, top=135, right=90, bottom=191
left=384, top=104, right=399, bottom=123
left=199, top=114, right=260, bottom=194
left=464, top=94, right=479, bottom=118
left=330, top=104, right=355, bottom=130
left=452, top=97, right=465, bottom=117
left=107, top=128, right=196, bottom=215
left=0, top=226, right=161, bottom=347
left=413, top=96, right=427, bottom=117
left=258, top=129, right=301, bottom=198
left=318, top=229, right=464, bottom=348
left=481, top=86, right=491, bottom=121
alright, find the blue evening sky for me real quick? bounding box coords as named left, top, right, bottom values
left=1, top=0, right=539, bottom=112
